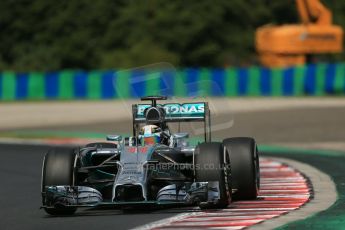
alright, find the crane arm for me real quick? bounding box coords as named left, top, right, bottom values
left=296, top=0, right=332, bottom=25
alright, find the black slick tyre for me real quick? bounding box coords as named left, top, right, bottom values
left=194, top=142, right=231, bottom=209
left=41, top=147, right=78, bottom=215
left=223, top=137, right=259, bottom=200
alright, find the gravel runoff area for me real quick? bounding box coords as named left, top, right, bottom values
left=1, top=97, right=345, bottom=130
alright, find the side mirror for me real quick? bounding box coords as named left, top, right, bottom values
left=106, top=135, right=122, bottom=141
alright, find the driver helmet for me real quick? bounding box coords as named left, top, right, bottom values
left=139, top=124, right=162, bottom=145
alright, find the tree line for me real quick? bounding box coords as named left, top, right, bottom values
left=0, top=0, right=344, bottom=71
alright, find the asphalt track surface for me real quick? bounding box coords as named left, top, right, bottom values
left=0, top=144, right=189, bottom=230
left=0, top=144, right=313, bottom=230
left=1, top=107, right=344, bottom=230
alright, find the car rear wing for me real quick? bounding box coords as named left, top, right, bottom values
left=132, top=102, right=211, bottom=141
left=132, top=102, right=208, bottom=122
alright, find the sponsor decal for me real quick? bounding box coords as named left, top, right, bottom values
left=137, top=103, right=205, bottom=117
left=125, top=146, right=151, bottom=154
left=139, top=147, right=148, bottom=153
left=126, top=147, right=137, bottom=153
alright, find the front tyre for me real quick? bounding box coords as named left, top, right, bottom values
left=194, top=142, right=231, bottom=209
left=223, top=137, right=260, bottom=200
left=41, top=147, right=79, bottom=215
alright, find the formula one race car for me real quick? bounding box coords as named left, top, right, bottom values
left=41, top=96, right=260, bottom=215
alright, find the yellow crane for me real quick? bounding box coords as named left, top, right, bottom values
left=255, top=0, right=343, bottom=67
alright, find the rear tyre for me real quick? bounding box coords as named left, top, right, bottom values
left=41, top=147, right=78, bottom=215
left=223, top=137, right=259, bottom=200
left=194, top=142, right=231, bottom=209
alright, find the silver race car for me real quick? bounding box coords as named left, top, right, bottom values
left=41, top=96, right=260, bottom=215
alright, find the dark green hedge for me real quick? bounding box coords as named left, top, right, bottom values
left=0, top=0, right=344, bottom=71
